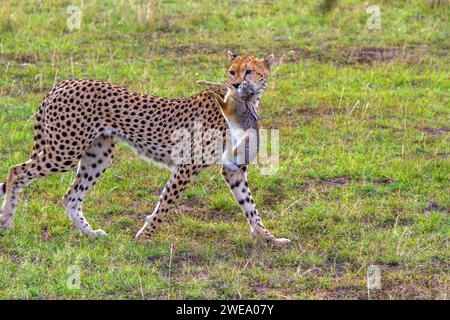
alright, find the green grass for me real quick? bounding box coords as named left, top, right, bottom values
left=0, top=0, right=448, bottom=299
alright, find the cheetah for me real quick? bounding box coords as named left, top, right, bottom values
left=0, top=51, right=291, bottom=246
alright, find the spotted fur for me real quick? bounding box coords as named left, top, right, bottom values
left=0, top=52, right=290, bottom=246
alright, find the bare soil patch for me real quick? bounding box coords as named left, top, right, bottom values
left=104, top=210, right=146, bottom=225
left=149, top=43, right=224, bottom=57
left=297, top=176, right=353, bottom=191
left=147, top=250, right=205, bottom=266
left=425, top=201, right=448, bottom=213
left=175, top=250, right=205, bottom=265
left=148, top=43, right=430, bottom=66
left=327, top=263, right=447, bottom=299
left=426, top=152, right=449, bottom=159
left=341, top=46, right=429, bottom=64
left=372, top=178, right=395, bottom=185
left=40, top=226, right=52, bottom=242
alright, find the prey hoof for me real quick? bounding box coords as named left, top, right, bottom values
left=134, top=230, right=151, bottom=243
left=134, top=233, right=145, bottom=243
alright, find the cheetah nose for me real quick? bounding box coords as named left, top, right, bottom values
left=232, top=83, right=240, bottom=89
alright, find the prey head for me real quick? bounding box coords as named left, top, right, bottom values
left=226, top=51, right=274, bottom=101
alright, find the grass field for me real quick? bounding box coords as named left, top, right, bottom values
left=0, top=0, right=448, bottom=299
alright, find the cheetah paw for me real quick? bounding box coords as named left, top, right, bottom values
left=0, top=183, right=4, bottom=200
left=91, top=229, right=108, bottom=237
left=251, top=228, right=291, bottom=247
left=134, top=221, right=156, bottom=243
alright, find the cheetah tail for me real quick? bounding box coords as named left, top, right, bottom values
left=0, top=183, right=5, bottom=200
left=196, top=80, right=228, bottom=92
left=30, top=101, right=47, bottom=159
left=206, top=91, right=227, bottom=109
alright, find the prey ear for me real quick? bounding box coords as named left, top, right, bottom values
left=264, top=54, right=275, bottom=71
left=197, top=80, right=228, bottom=91
left=227, top=50, right=238, bottom=62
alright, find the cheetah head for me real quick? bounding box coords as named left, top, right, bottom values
left=226, top=51, right=274, bottom=101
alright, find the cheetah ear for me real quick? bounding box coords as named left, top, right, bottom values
left=264, top=54, right=275, bottom=71
left=227, top=50, right=238, bottom=62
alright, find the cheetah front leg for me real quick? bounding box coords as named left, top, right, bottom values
left=222, top=165, right=291, bottom=246
left=1, top=150, right=77, bottom=229
left=134, top=165, right=203, bottom=242
left=0, top=183, right=5, bottom=201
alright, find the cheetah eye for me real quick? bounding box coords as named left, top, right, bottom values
left=245, top=69, right=252, bottom=76
left=229, top=70, right=235, bottom=76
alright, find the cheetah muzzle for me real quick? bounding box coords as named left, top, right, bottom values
left=0, top=51, right=291, bottom=247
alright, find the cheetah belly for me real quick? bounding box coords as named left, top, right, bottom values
left=115, top=136, right=176, bottom=170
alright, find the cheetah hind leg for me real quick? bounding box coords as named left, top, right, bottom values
left=0, top=183, right=4, bottom=228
